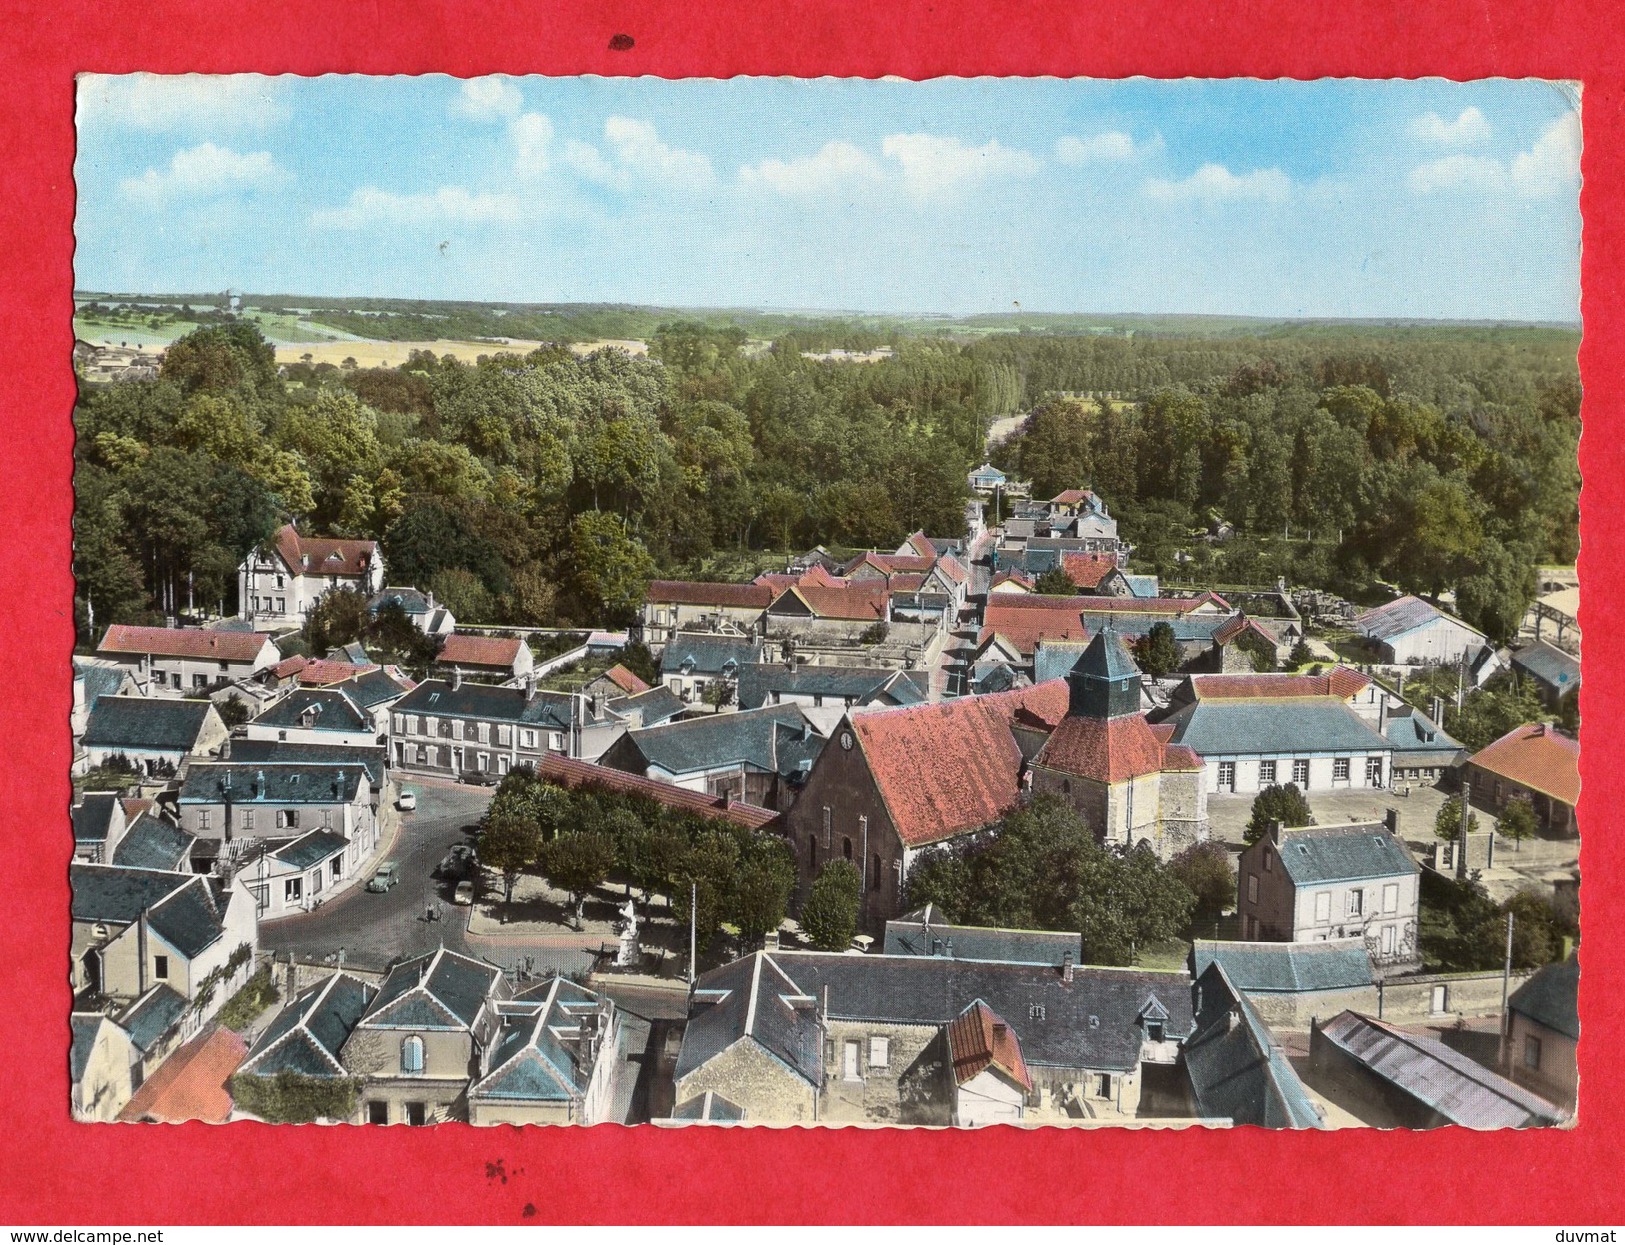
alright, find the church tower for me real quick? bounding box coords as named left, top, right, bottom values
left=1067, top=625, right=1142, bottom=719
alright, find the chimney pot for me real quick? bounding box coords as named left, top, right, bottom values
left=1062, top=950, right=1075, bottom=983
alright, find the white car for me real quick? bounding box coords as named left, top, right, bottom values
left=453, top=880, right=475, bottom=905
left=397, top=789, right=418, bottom=812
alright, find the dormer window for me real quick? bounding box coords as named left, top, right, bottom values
left=1146, top=1020, right=1164, bottom=1042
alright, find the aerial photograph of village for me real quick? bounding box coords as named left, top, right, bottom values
left=67, top=73, right=1581, bottom=1130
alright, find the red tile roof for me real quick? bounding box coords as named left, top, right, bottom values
left=117, top=1026, right=246, bottom=1124
left=887, top=573, right=928, bottom=592
left=647, top=579, right=775, bottom=609
left=1189, top=666, right=1372, bottom=701
left=902, top=531, right=938, bottom=558
left=535, top=754, right=777, bottom=829
left=274, top=525, right=377, bottom=579
left=1035, top=713, right=1175, bottom=783
left=1468, top=722, right=1580, bottom=807
left=981, top=600, right=1091, bottom=655
left=296, top=659, right=375, bottom=686
left=772, top=583, right=889, bottom=621
left=935, top=554, right=970, bottom=586
left=99, top=624, right=273, bottom=663
left=948, top=1001, right=1032, bottom=1091
left=990, top=569, right=1035, bottom=591
left=601, top=664, right=651, bottom=695
left=1074, top=592, right=1231, bottom=616
left=1050, top=489, right=1097, bottom=506
left=1061, top=552, right=1120, bottom=589
left=435, top=634, right=525, bottom=669
left=850, top=683, right=1067, bottom=848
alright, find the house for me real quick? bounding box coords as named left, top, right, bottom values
left=764, top=581, right=891, bottom=646
left=390, top=676, right=621, bottom=777
left=1181, top=961, right=1326, bottom=1129
left=582, top=663, right=650, bottom=701
left=1026, top=630, right=1210, bottom=859
left=605, top=685, right=686, bottom=730
left=883, top=906, right=1082, bottom=966
left=1464, top=722, right=1579, bottom=836
left=175, top=763, right=378, bottom=875
left=115, top=984, right=195, bottom=1097
left=238, top=829, right=357, bottom=917
left=434, top=633, right=535, bottom=682
left=989, top=568, right=1036, bottom=595
left=533, top=753, right=779, bottom=832
left=638, top=580, right=772, bottom=648
left=244, top=687, right=379, bottom=748
left=1188, top=939, right=1375, bottom=1030
left=967, top=462, right=1008, bottom=494
left=264, top=654, right=375, bottom=690
left=329, top=666, right=416, bottom=733
left=70, top=1012, right=137, bottom=1122
left=96, top=624, right=279, bottom=696
left=118, top=1025, right=247, bottom=1125
left=660, top=1091, right=748, bottom=1126
left=222, top=737, right=390, bottom=789
left=736, top=663, right=929, bottom=730
left=1351, top=595, right=1489, bottom=666
left=1512, top=640, right=1581, bottom=708
left=110, top=813, right=198, bottom=872
left=69, top=863, right=258, bottom=1033
left=236, top=972, right=375, bottom=1108
left=659, top=632, right=762, bottom=706
left=342, top=948, right=510, bottom=1125
left=72, top=792, right=129, bottom=863
left=672, top=950, right=1194, bottom=1126
left=467, top=977, right=622, bottom=1126
left=1308, top=1010, right=1566, bottom=1128
left=81, top=694, right=228, bottom=778
left=597, top=704, right=826, bottom=811
left=779, top=681, right=1070, bottom=931
left=1507, top=954, right=1578, bottom=1111
left=368, top=586, right=456, bottom=637
left=1381, top=705, right=1466, bottom=787
left=1235, top=816, right=1421, bottom=971
left=239, top=523, right=384, bottom=630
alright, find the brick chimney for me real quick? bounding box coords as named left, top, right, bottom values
left=1270, top=818, right=1285, bottom=845
left=1062, top=950, right=1075, bottom=984
left=1384, top=807, right=1399, bottom=835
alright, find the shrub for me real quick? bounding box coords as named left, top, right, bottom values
left=230, top=1070, right=361, bottom=1124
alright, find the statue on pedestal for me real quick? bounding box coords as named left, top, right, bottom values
left=614, top=898, right=641, bottom=968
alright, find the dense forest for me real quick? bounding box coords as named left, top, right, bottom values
left=73, top=314, right=1579, bottom=644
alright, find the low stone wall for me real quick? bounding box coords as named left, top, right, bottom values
left=1251, top=969, right=1532, bottom=1032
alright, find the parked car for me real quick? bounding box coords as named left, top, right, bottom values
left=397, top=789, right=418, bottom=812
left=434, top=843, right=478, bottom=880
left=453, top=880, right=476, bottom=905
left=365, top=862, right=399, bottom=893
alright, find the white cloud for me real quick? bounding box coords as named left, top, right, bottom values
left=1055, top=131, right=1159, bottom=165
left=309, top=185, right=521, bottom=230
left=880, top=133, right=1041, bottom=198
left=453, top=76, right=523, bottom=122
left=1408, top=112, right=1580, bottom=198
left=511, top=112, right=555, bottom=178
left=119, top=142, right=281, bottom=204
left=1410, top=106, right=1492, bottom=147
left=1143, top=163, right=1292, bottom=204
left=739, top=141, right=883, bottom=196
left=562, top=139, right=616, bottom=183
left=563, top=117, right=714, bottom=191
left=78, top=74, right=290, bottom=130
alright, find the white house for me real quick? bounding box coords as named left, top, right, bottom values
left=1351, top=595, right=1489, bottom=666
left=239, top=524, right=384, bottom=631
left=244, top=687, right=381, bottom=748
left=175, top=762, right=379, bottom=871
left=368, top=586, right=456, bottom=637
left=81, top=695, right=229, bottom=777
left=97, top=624, right=280, bottom=696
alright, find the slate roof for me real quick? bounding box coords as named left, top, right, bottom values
left=73, top=793, right=122, bottom=845
left=683, top=952, right=1194, bottom=1076
left=369, top=586, right=432, bottom=615
left=362, top=947, right=504, bottom=1031
left=669, top=1091, right=746, bottom=1121
left=111, top=813, right=196, bottom=871
left=144, top=876, right=230, bottom=959
left=736, top=664, right=928, bottom=711
left=82, top=695, right=217, bottom=752
left=849, top=681, right=1072, bottom=848
left=75, top=660, right=129, bottom=705
left=1316, top=1010, right=1565, bottom=1127
left=1512, top=641, right=1581, bottom=693
left=1183, top=962, right=1325, bottom=1129
left=241, top=973, right=375, bottom=1078
left=646, top=579, right=774, bottom=609
left=178, top=763, right=365, bottom=806
left=1189, top=939, right=1374, bottom=994
left=436, top=633, right=525, bottom=669
left=1158, top=697, right=1392, bottom=757
left=884, top=907, right=1083, bottom=965
left=250, top=688, right=370, bottom=733
left=948, top=1000, right=1033, bottom=1090
left=273, top=524, right=377, bottom=578
left=535, top=754, right=779, bottom=830
left=471, top=977, right=612, bottom=1103
left=272, top=829, right=350, bottom=871
left=393, top=679, right=577, bottom=730
left=1508, top=955, right=1579, bottom=1040
left=660, top=633, right=762, bottom=678
left=70, top=865, right=220, bottom=959
left=606, top=685, right=685, bottom=728
left=1122, top=575, right=1160, bottom=598
left=1467, top=722, right=1580, bottom=806
left=98, top=624, right=272, bottom=663
left=1352, top=595, right=1484, bottom=644
left=69, top=1014, right=108, bottom=1084
left=675, top=952, right=821, bottom=1085
left=117, top=1026, right=247, bottom=1124
left=602, top=705, right=825, bottom=781
left=221, top=739, right=388, bottom=787
left=119, top=984, right=189, bottom=1053
left=1272, top=823, right=1418, bottom=887
left=1383, top=706, right=1466, bottom=762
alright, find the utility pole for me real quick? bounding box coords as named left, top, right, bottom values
left=1456, top=779, right=1472, bottom=881
left=1499, top=910, right=1516, bottom=1068
left=688, top=879, right=698, bottom=991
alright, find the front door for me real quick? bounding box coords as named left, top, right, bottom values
left=843, top=1040, right=860, bottom=1080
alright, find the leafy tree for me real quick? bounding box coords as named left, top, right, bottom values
left=618, top=640, right=659, bottom=686
left=479, top=801, right=544, bottom=906
left=541, top=833, right=618, bottom=930
left=1132, top=621, right=1182, bottom=678
left=1447, top=673, right=1546, bottom=751
left=801, top=859, right=862, bottom=951
left=1032, top=567, right=1078, bottom=596
left=428, top=567, right=495, bottom=623
left=1069, top=843, right=1196, bottom=966
left=671, top=829, right=741, bottom=953
left=1167, top=841, right=1237, bottom=926
left=732, top=848, right=796, bottom=949
left=1557, top=684, right=1580, bottom=736
left=1434, top=795, right=1480, bottom=843
left=1496, top=794, right=1539, bottom=851
left=1245, top=783, right=1312, bottom=845
left=216, top=695, right=251, bottom=728
left=564, top=511, right=656, bottom=626
left=1234, top=627, right=1278, bottom=673
left=302, top=586, right=370, bottom=655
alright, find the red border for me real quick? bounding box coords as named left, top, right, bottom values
left=2, top=1, right=1620, bottom=1224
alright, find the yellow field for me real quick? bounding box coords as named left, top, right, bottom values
left=274, top=337, right=649, bottom=368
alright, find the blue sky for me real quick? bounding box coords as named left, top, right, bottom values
left=74, top=75, right=1582, bottom=322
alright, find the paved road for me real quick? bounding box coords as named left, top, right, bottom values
left=261, top=780, right=493, bottom=971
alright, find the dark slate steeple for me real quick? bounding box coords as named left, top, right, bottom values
left=1067, top=626, right=1142, bottom=719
